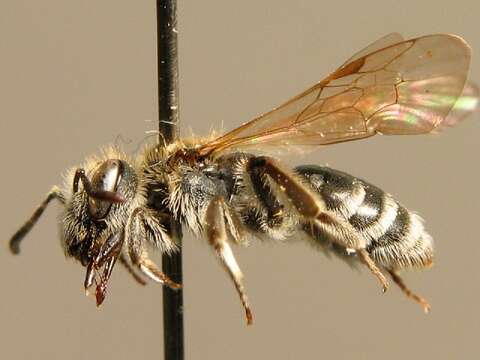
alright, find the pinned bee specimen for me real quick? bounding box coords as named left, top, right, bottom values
left=9, top=33, right=475, bottom=324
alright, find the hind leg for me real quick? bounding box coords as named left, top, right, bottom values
left=247, top=156, right=389, bottom=293
left=387, top=269, right=430, bottom=313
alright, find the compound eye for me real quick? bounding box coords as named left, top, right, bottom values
left=88, top=160, right=123, bottom=219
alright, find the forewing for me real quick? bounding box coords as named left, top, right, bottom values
left=341, top=32, right=404, bottom=65
left=199, top=34, right=470, bottom=155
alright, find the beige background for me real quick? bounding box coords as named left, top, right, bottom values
left=1, top=1, right=480, bottom=359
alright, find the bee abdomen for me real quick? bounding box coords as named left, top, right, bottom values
left=366, top=205, right=433, bottom=269
left=295, top=165, right=433, bottom=269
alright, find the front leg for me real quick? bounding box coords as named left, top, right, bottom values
left=126, top=208, right=181, bottom=289
left=205, top=196, right=253, bottom=325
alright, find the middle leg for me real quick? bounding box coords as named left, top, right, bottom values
left=358, top=249, right=388, bottom=292
left=205, top=196, right=253, bottom=325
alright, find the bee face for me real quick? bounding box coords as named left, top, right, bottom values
left=61, top=156, right=140, bottom=267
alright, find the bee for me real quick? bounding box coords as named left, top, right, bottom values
left=9, top=33, right=474, bottom=325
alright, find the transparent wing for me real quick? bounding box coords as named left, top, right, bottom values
left=199, top=34, right=471, bottom=156
left=341, top=32, right=404, bottom=65
left=435, top=82, right=479, bottom=130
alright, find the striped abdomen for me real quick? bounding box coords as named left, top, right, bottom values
left=296, top=165, right=433, bottom=270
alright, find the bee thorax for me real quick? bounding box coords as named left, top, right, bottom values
left=166, top=162, right=229, bottom=233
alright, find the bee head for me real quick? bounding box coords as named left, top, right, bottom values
left=62, top=151, right=141, bottom=265
left=8, top=146, right=143, bottom=268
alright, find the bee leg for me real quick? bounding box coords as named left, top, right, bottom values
left=137, top=257, right=181, bottom=290
left=387, top=269, right=431, bottom=313
left=9, top=186, right=66, bottom=255
left=119, top=254, right=147, bottom=286
left=205, top=196, right=253, bottom=325
left=126, top=208, right=181, bottom=290
left=247, top=157, right=323, bottom=219
left=357, top=249, right=389, bottom=293
left=248, top=157, right=389, bottom=292
left=246, top=156, right=286, bottom=230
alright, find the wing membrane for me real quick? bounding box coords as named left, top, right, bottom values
left=199, top=34, right=471, bottom=155
left=341, top=32, right=404, bottom=65
left=435, top=81, right=479, bottom=130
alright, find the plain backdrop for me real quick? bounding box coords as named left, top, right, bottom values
left=1, top=1, right=480, bottom=359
